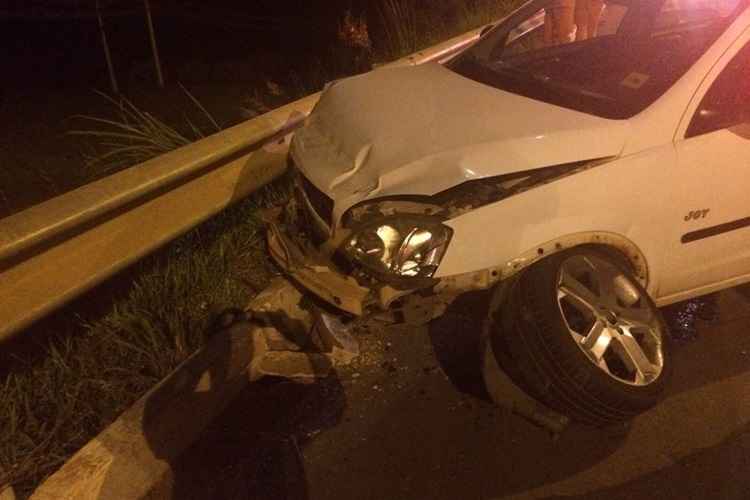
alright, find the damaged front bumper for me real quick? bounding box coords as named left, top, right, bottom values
left=265, top=167, right=497, bottom=323
left=267, top=217, right=489, bottom=326
left=267, top=221, right=370, bottom=316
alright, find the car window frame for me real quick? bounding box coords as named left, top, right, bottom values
left=455, top=0, right=747, bottom=120
left=474, top=0, right=645, bottom=61
left=676, top=20, right=750, bottom=140
left=686, top=39, right=750, bottom=137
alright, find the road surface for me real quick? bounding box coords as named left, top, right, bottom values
left=176, top=286, right=750, bottom=499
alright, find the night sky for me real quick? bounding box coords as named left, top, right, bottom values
left=0, top=1, right=388, bottom=90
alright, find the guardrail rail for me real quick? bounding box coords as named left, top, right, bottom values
left=0, top=26, right=486, bottom=342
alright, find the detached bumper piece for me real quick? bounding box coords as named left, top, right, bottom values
left=267, top=222, right=370, bottom=316
left=240, top=277, right=361, bottom=382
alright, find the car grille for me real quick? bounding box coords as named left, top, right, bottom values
left=299, top=171, right=334, bottom=228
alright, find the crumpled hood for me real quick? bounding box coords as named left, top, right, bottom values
left=292, top=62, right=630, bottom=214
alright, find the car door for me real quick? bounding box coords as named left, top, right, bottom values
left=665, top=36, right=750, bottom=299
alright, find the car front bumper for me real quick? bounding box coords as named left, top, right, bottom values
left=267, top=220, right=370, bottom=316
left=266, top=163, right=497, bottom=322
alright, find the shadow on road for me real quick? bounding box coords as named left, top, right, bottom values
left=162, top=285, right=750, bottom=500
left=171, top=375, right=345, bottom=500
left=399, top=287, right=750, bottom=499
left=427, top=291, right=493, bottom=401
left=382, top=291, right=628, bottom=498
left=136, top=310, right=343, bottom=500
left=429, top=286, right=750, bottom=409
left=541, top=420, right=750, bottom=500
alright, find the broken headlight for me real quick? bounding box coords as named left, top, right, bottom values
left=342, top=216, right=453, bottom=288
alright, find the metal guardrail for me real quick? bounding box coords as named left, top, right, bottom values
left=0, top=26, right=484, bottom=342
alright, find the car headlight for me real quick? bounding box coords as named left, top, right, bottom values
left=342, top=216, right=453, bottom=287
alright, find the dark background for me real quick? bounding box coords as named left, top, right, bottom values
left=0, top=0, right=470, bottom=218
left=1, top=0, right=462, bottom=91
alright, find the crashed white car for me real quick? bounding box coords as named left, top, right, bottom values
left=269, top=0, right=750, bottom=424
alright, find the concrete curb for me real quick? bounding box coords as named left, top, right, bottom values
left=30, top=322, right=266, bottom=500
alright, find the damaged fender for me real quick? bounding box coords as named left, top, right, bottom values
left=435, top=231, right=649, bottom=296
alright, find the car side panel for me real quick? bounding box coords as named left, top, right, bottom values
left=436, top=145, right=683, bottom=301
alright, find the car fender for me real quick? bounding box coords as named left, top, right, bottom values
left=434, top=230, right=649, bottom=296
left=434, top=147, right=679, bottom=299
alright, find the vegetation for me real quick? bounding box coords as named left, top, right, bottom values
left=0, top=183, right=286, bottom=497
left=377, top=0, right=523, bottom=59
left=1, top=0, right=524, bottom=496
left=378, top=0, right=420, bottom=59
left=69, top=86, right=221, bottom=176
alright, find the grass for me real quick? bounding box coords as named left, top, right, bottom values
left=374, top=0, right=524, bottom=60
left=378, top=0, right=420, bottom=60
left=1, top=0, right=525, bottom=496
left=2, top=89, right=292, bottom=496
left=69, top=85, right=221, bottom=177
left=0, top=179, right=290, bottom=497
left=453, top=0, right=525, bottom=34
left=241, top=0, right=524, bottom=117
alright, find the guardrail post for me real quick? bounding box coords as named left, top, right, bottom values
left=143, top=0, right=164, bottom=88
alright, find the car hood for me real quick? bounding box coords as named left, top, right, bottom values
left=291, top=62, right=630, bottom=213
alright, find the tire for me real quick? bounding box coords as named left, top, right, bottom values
left=483, top=247, right=672, bottom=425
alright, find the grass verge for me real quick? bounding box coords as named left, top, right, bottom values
left=69, top=86, right=221, bottom=177
left=0, top=178, right=290, bottom=497
left=375, top=0, right=525, bottom=60
left=2, top=88, right=290, bottom=493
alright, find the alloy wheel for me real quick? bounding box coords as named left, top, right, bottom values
left=556, top=254, right=665, bottom=386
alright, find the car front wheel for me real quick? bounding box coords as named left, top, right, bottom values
left=483, top=248, right=672, bottom=425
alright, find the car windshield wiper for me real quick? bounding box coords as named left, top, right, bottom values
left=529, top=72, right=614, bottom=101
left=481, top=59, right=539, bottom=81
left=454, top=52, right=612, bottom=105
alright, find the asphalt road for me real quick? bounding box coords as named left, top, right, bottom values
left=176, top=286, right=750, bottom=500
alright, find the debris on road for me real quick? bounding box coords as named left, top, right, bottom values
left=662, top=294, right=720, bottom=342
left=237, top=277, right=363, bottom=382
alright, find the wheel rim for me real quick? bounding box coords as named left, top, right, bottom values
left=556, top=254, right=665, bottom=386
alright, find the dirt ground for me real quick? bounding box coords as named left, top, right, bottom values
left=173, top=285, right=750, bottom=500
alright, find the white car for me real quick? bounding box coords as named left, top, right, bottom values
left=269, top=0, right=750, bottom=424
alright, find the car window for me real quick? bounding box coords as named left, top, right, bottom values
left=501, top=1, right=629, bottom=59
left=687, top=41, right=750, bottom=138
left=499, top=0, right=736, bottom=59
left=450, top=0, right=744, bottom=119
left=657, top=0, right=740, bottom=32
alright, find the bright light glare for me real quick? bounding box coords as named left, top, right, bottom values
left=375, top=225, right=401, bottom=266
left=405, top=229, right=432, bottom=248
left=347, top=219, right=450, bottom=279
left=376, top=225, right=401, bottom=247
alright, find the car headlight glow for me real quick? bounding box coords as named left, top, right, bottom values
left=343, top=216, right=453, bottom=286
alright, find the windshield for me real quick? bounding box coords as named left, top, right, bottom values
left=449, top=0, right=744, bottom=118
